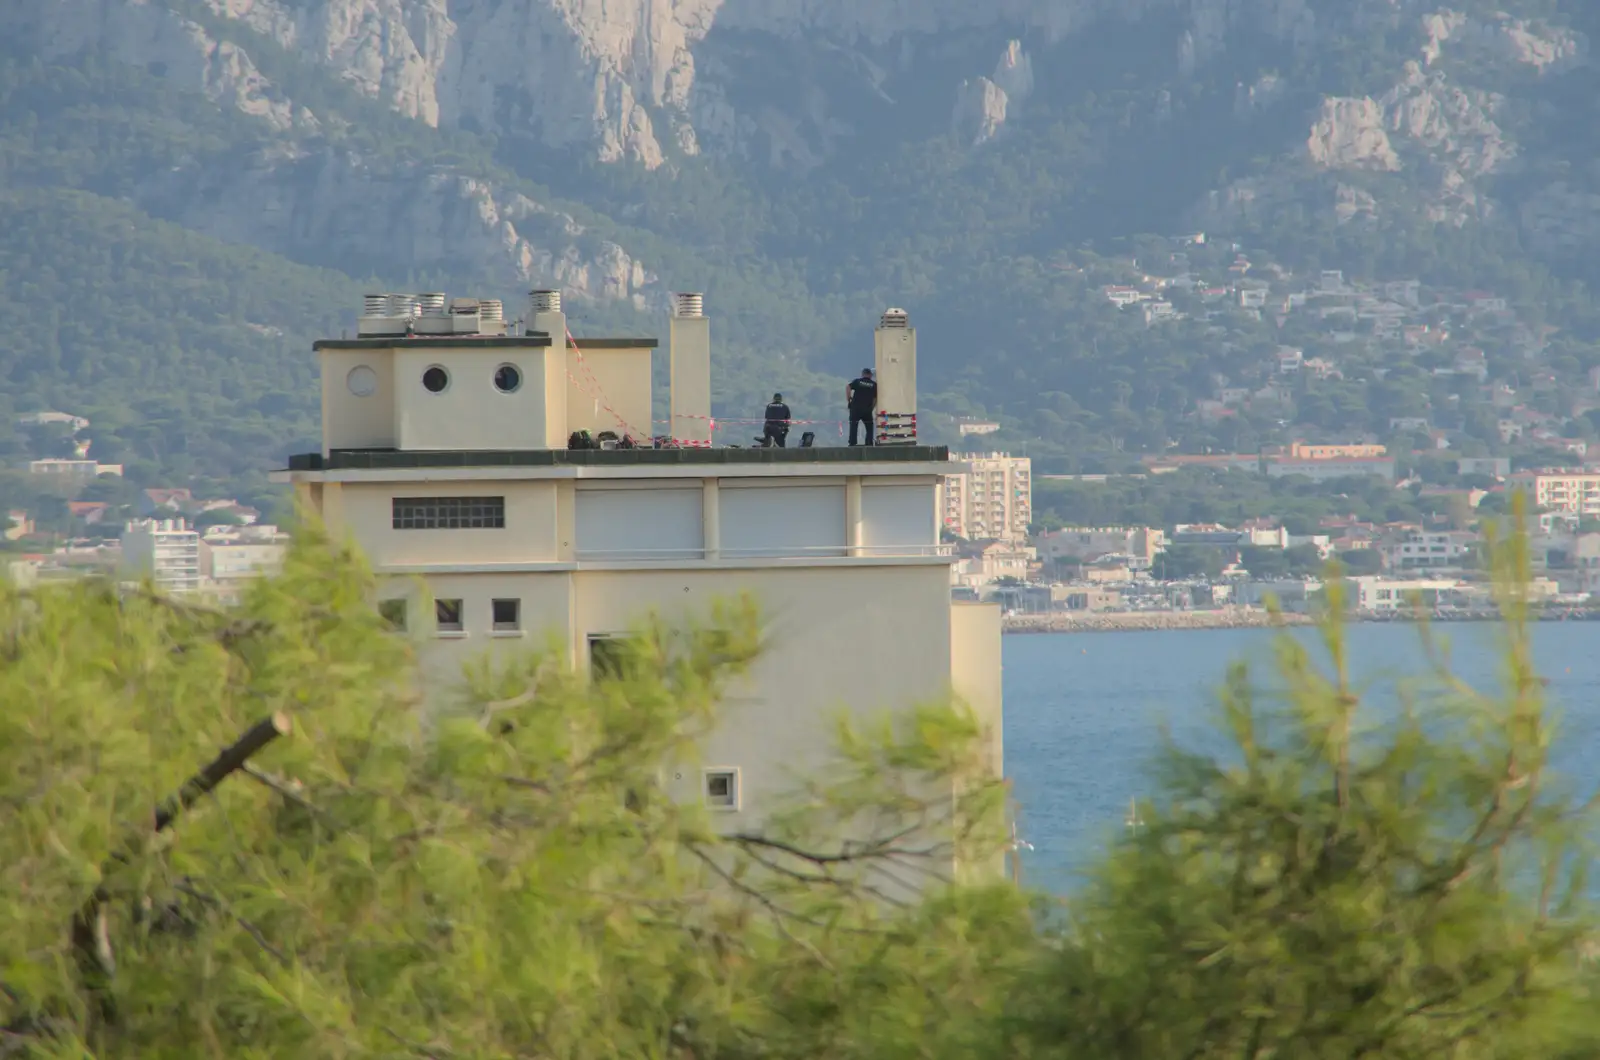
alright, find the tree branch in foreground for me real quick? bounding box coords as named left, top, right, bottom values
left=67, top=712, right=293, bottom=1026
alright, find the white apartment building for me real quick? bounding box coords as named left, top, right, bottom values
left=121, top=518, right=202, bottom=594
left=201, top=525, right=291, bottom=604
left=941, top=453, right=1031, bottom=543
left=1521, top=471, right=1600, bottom=517
left=1383, top=530, right=1475, bottom=571
left=1346, top=576, right=1461, bottom=612
left=272, top=291, right=1002, bottom=871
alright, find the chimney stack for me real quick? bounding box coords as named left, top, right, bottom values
left=530, top=289, right=569, bottom=446
left=874, top=308, right=917, bottom=445
left=670, top=293, right=711, bottom=446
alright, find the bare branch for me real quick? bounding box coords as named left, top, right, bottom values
left=171, top=881, right=289, bottom=967
left=69, top=712, right=293, bottom=1023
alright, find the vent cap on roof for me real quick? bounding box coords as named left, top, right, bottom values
left=674, top=292, right=704, bottom=318
left=417, top=292, right=447, bottom=315
left=530, top=289, right=562, bottom=314
left=880, top=307, right=909, bottom=328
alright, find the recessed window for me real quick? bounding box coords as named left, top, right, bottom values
left=392, top=496, right=505, bottom=529
left=492, top=598, right=520, bottom=632
left=378, top=599, right=407, bottom=631
left=588, top=634, right=638, bottom=681
left=347, top=365, right=378, bottom=397
left=435, top=598, right=463, bottom=633
left=493, top=364, right=522, bottom=393
left=704, top=768, right=740, bottom=811
left=422, top=365, right=450, bottom=393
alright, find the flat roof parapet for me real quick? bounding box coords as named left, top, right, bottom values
left=312, top=335, right=658, bottom=351
left=286, top=446, right=951, bottom=472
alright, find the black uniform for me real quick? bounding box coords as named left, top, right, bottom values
left=847, top=374, right=877, bottom=446
left=763, top=399, right=791, bottom=447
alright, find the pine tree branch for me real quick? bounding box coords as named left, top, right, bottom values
left=68, top=712, right=293, bottom=1026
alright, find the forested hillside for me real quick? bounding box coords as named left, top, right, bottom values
left=2, top=0, right=1600, bottom=492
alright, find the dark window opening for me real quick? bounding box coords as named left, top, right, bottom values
left=422, top=366, right=450, bottom=393
left=494, top=364, right=522, bottom=393
left=392, top=496, right=505, bottom=529
left=588, top=634, right=639, bottom=680
left=705, top=769, right=738, bottom=809
left=492, top=598, right=520, bottom=631
left=378, top=599, right=407, bottom=631
left=436, top=598, right=464, bottom=632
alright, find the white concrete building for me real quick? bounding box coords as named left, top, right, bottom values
left=1383, top=531, right=1475, bottom=571
left=273, top=291, right=1002, bottom=867
left=1346, top=576, right=1461, bottom=612
left=941, top=453, right=1032, bottom=543
left=121, top=518, right=202, bottom=594
left=201, top=525, right=291, bottom=604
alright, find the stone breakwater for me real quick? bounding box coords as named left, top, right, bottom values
left=1004, top=610, right=1313, bottom=634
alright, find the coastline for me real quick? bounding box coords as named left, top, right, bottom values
left=1002, top=608, right=1600, bottom=634
left=1003, top=610, right=1311, bottom=634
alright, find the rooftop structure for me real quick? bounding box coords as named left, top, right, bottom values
left=273, top=290, right=1003, bottom=884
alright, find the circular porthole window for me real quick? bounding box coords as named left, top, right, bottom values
left=493, top=363, right=522, bottom=393
left=422, top=365, right=450, bottom=393
left=346, top=365, right=378, bottom=397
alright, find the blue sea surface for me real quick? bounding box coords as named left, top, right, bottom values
left=1003, top=623, right=1600, bottom=893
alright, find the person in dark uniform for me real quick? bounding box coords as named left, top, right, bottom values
left=763, top=392, right=791, bottom=447
left=846, top=368, right=877, bottom=446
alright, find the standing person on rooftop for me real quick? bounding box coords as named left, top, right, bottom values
left=846, top=368, right=877, bottom=447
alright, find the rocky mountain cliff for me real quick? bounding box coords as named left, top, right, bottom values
left=8, top=0, right=1595, bottom=294
left=1, top=0, right=1598, bottom=486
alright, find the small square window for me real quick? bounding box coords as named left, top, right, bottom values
left=492, top=598, right=520, bottom=632
left=436, top=598, right=464, bottom=633
left=378, top=599, right=407, bottom=631
left=589, top=634, right=637, bottom=680
left=704, top=768, right=739, bottom=811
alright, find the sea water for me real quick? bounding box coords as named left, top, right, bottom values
left=1004, top=622, right=1600, bottom=892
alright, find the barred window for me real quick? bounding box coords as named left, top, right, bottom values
left=392, top=496, right=506, bottom=530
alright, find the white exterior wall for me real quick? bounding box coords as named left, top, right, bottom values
left=719, top=482, right=847, bottom=558
left=575, top=485, right=704, bottom=560
left=874, top=323, right=917, bottom=419
left=322, top=349, right=398, bottom=452
left=563, top=347, right=654, bottom=440
left=329, top=481, right=563, bottom=568
left=392, top=346, right=552, bottom=451
left=669, top=312, right=712, bottom=446
left=861, top=483, right=937, bottom=554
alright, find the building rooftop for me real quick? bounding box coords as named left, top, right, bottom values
left=286, top=445, right=951, bottom=472
left=312, top=334, right=657, bottom=351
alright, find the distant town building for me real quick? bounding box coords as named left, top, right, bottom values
left=17, top=410, right=90, bottom=431
left=1516, top=471, right=1600, bottom=517
left=1266, top=456, right=1397, bottom=482
left=121, top=518, right=202, bottom=595
left=1383, top=531, right=1475, bottom=571
left=941, top=453, right=1032, bottom=543
left=1280, top=441, right=1387, bottom=461
left=28, top=459, right=123, bottom=479
left=201, top=525, right=290, bottom=605
left=1034, top=526, right=1166, bottom=568
left=956, top=419, right=1001, bottom=437
left=1456, top=457, right=1510, bottom=479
